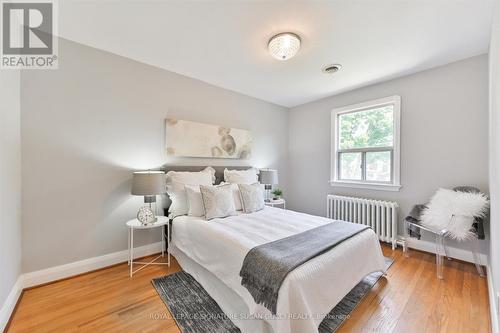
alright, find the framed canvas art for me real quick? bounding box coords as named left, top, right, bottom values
left=165, top=119, right=252, bottom=159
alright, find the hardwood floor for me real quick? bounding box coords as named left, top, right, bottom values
left=6, top=245, right=491, bottom=333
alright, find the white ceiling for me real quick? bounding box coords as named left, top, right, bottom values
left=58, top=0, right=495, bottom=108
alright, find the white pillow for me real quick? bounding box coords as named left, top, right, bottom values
left=166, top=167, right=215, bottom=217
left=238, top=183, right=265, bottom=213
left=219, top=182, right=243, bottom=211
left=224, top=168, right=259, bottom=184
left=185, top=185, right=204, bottom=217
left=187, top=183, right=242, bottom=216
left=199, top=184, right=237, bottom=220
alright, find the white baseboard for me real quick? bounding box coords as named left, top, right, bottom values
left=22, top=241, right=163, bottom=288
left=0, top=277, right=23, bottom=332
left=404, top=238, right=488, bottom=264
left=488, top=265, right=499, bottom=333
left=0, top=241, right=163, bottom=332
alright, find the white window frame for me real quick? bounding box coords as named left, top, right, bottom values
left=330, top=95, right=401, bottom=191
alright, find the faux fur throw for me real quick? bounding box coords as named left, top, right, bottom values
left=420, top=188, right=489, bottom=240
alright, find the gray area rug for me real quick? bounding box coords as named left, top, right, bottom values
left=152, top=257, right=393, bottom=333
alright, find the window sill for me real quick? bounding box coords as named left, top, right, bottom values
left=329, top=180, right=402, bottom=192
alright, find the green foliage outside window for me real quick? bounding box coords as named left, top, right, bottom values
left=339, top=106, right=394, bottom=150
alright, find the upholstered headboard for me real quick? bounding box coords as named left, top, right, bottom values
left=160, top=165, right=255, bottom=215
left=161, top=165, right=254, bottom=184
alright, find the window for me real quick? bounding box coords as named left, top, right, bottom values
left=331, top=96, right=401, bottom=191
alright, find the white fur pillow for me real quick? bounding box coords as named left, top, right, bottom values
left=420, top=188, right=488, bottom=240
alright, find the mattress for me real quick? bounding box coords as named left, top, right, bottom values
left=170, top=206, right=386, bottom=333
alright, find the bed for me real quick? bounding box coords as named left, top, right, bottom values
left=163, top=166, right=387, bottom=333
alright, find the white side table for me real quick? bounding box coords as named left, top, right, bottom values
left=127, top=216, right=170, bottom=277
left=265, top=198, right=286, bottom=209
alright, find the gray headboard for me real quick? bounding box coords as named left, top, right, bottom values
left=160, top=165, right=255, bottom=215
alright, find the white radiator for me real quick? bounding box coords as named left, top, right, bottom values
left=327, top=195, right=398, bottom=249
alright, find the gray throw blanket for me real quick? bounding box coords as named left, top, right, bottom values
left=239, top=221, right=369, bottom=314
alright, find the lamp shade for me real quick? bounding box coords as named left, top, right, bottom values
left=131, top=171, right=165, bottom=196
left=260, top=169, right=278, bottom=185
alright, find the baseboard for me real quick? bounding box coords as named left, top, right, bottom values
left=0, top=277, right=23, bottom=333
left=488, top=265, right=499, bottom=333
left=404, top=238, right=488, bottom=264
left=0, top=241, right=163, bottom=332
left=22, top=241, right=163, bottom=288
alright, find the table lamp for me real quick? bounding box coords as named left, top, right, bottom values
left=131, top=170, right=165, bottom=224
left=260, top=169, right=278, bottom=202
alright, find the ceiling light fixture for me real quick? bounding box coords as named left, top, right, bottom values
left=268, top=32, right=301, bottom=61
left=322, top=64, right=342, bottom=74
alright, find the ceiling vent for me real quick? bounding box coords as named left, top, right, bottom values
left=322, top=64, right=342, bottom=74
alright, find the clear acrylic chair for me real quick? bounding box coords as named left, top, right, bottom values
left=402, top=218, right=485, bottom=279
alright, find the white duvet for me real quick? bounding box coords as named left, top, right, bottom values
left=171, top=206, right=386, bottom=333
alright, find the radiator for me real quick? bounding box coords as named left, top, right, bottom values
left=327, top=195, right=398, bottom=249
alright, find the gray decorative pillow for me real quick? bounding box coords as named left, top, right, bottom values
left=238, top=183, right=265, bottom=213
left=199, top=184, right=237, bottom=220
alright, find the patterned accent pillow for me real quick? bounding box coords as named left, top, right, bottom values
left=238, top=183, right=265, bottom=213
left=199, top=184, right=237, bottom=220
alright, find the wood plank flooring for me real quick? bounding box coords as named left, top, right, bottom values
left=6, top=245, right=491, bottom=333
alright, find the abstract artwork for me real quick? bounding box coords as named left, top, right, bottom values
left=165, top=119, right=252, bottom=159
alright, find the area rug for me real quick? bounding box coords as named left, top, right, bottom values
left=152, top=257, right=393, bottom=333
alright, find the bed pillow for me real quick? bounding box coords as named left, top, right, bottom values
left=224, top=168, right=259, bottom=184
left=199, top=184, right=237, bottom=220
left=185, top=183, right=239, bottom=216
left=166, top=167, right=216, bottom=217
left=184, top=185, right=205, bottom=217
left=219, top=182, right=243, bottom=211
left=238, top=183, right=265, bottom=213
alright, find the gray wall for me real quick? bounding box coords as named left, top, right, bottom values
left=0, top=70, right=22, bottom=306
left=288, top=55, right=489, bottom=253
left=489, top=0, right=500, bottom=325
left=17, top=38, right=491, bottom=272
left=21, top=38, right=289, bottom=272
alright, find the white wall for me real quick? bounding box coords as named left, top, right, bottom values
left=20, top=38, right=289, bottom=273
left=489, top=0, right=500, bottom=326
left=288, top=55, right=489, bottom=254
left=0, top=70, right=22, bottom=315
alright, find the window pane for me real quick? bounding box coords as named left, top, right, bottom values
left=339, top=105, right=394, bottom=150
left=339, top=152, right=362, bottom=180
left=366, top=151, right=391, bottom=182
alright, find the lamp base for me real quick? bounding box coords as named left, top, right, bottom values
left=141, top=217, right=157, bottom=226
left=264, top=184, right=272, bottom=201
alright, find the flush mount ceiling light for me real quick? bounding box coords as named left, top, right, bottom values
left=268, top=32, right=301, bottom=61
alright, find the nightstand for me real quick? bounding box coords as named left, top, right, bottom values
left=265, top=198, right=286, bottom=209
left=127, top=216, right=170, bottom=277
